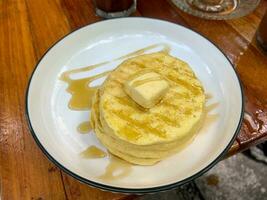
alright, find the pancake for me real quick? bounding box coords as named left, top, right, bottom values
left=91, top=52, right=205, bottom=165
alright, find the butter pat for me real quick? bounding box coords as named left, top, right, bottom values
left=124, top=71, right=169, bottom=108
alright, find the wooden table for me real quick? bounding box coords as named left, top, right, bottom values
left=1, top=0, right=267, bottom=199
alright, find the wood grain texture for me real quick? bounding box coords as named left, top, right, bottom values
left=1, top=0, right=267, bottom=199
left=23, top=0, right=128, bottom=199
left=61, top=0, right=101, bottom=30
left=61, top=174, right=131, bottom=200
left=25, top=0, right=70, bottom=57
left=0, top=0, right=66, bottom=199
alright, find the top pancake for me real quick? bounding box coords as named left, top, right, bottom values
left=99, top=52, right=205, bottom=145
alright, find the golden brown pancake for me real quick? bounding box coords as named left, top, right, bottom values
left=91, top=52, right=205, bottom=165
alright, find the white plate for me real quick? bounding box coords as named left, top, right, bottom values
left=26, top=18, right=243, bottom=193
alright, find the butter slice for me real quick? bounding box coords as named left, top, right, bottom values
left=124, top=71, right=169, bottom=108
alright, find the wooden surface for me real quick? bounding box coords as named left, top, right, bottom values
left=1, top=0, right=267, bottom=199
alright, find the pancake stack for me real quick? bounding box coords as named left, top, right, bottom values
left=91, top=52, right=205, bottom=165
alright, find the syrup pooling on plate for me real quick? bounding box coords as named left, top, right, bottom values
left=60, top=44, right=170, bottom=178
left=60, top=45, right=218, bottom=178
left=60, top=63, right=110, bottom=110
left=60, top=44, right=171, bottom=117
left=77, top=121, right=92, bottom=134
left=80, top=145, right=107, bottom=158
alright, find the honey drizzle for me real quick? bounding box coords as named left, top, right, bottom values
left=77, top=121, right=92, bottom=134
left=61, top=44, right=170, bottom=179
left=119, top=44, right=170, bottom=59
left=110, top=109, right=166, bottom=139
left=80, top=145, right=107, bottom=158
left=166, top=74, right=201, bottom=95
left=98, top=155, right=132, bottom=181
left=114, top=96, right=181, bottom=127
left=60, top=44, right=225, bottom=180
left=61, top=69, right=110, bottom=110
left=153, top=113, right=180, bottom=127
left=60, top=44, right=171, bottom=110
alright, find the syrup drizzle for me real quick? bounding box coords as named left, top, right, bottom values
left=77, top=121, right=92, bottom=134
left=60, top=46, right=220, bottom=181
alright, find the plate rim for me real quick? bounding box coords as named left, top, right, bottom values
left=25, top=17, right=244, bottom=194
